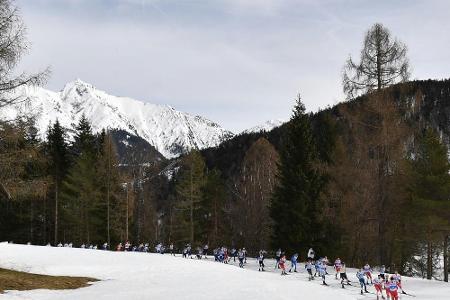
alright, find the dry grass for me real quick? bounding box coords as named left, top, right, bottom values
left=0, top=268, right=97, bottom=293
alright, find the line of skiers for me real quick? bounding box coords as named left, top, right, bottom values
left=50, top=240, right=409, bottom=298
left=273, top=247, right=408, bottom=300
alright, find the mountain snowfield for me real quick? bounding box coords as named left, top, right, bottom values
left=241, top=119, right=285, bottom=134
left=0, top=80, right=234, bottom=158
left=0, top=243, right=449, bottom=300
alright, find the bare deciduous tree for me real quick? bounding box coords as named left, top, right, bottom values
left=0, top=0, right=49, bottom=108
left=343, top=23, right=410, bottom=99
left=233, top=138, right=279, bottom=253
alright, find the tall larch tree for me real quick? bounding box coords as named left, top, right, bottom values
left=343, top=23, right=410, bottom=99
left=174, top=150, right=206, bottom=245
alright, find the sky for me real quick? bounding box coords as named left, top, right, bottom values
left=16, top=0, right=450, bottom=133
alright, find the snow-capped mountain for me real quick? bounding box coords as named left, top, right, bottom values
left=241, top=119, right=285, bottom=134
left=0, top=79, right=234, bottom=158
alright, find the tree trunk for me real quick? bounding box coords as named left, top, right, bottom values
left=427, top=238, right=433, bottom=280
left=190, top=167, right=194, bottom=244
left=43, top=183, right=47, bottom=243
left=54, top=182, right=58, bottom=245
left=444, top=235, right=449, bottom=282
left=126, top=183, right=129, bottom=242
left=214, top=194, right=218, bottom=246
left=107, top=139, right=111, bottom=247
left=376, top=26, right=382, bottom=90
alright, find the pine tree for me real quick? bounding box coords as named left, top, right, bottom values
left=46, top=120, right=70, bottom=245
left=270, top=94, right=324, bottom=254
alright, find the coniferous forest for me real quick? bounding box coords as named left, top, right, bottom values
left=0, top=0, right=449, bottom=283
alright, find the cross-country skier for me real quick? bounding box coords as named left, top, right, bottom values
left=322, top=256, right=330, bottom=274
left=195, top=246, right=201, bottom=259
left=169, top=243, right=174, bottom=256
left=289, top=253, right=298, bottom=272
left=242, top=248, right=247, bottom=263
left=231, top=248, right=237, bottom=262
left=223, top=247, right=229, bottom=264
left=393, top=271, right=407, bottom=295
left=275, top=248, right=282, bottom=269
left=356, top=268, right=369, bottom=294
left=305, top=260, right=314, bottom=281
left=314, top=259, right=321, bottom=277
left=116, top=243, right=122, bottom=251
left=340, top=262, right=350, bottom=288
left=334, top=258, right=342, bottom=279
left=373, top=275, right=385, bottom=300
left=319, top=260, right=327, bottom=285
left=187, top=244, right=192, bottom=258
left=218, top=247, right=224, bottom=262
left=213, top=248, right=218, bottom=261
left=363, top=263, right=373, bottom=284
left=203, top=244, right=208, bottom=258
left=257, top=251, right=265, bottom=271
left=379, top=265, right=386, bottom=281
left=387, top=276, right=400, bottom=300
left=238, top=249, right=245, bottom=268
left=279, top=253, right=287, bottom=275
left=307, top=247, right=315, bottom=261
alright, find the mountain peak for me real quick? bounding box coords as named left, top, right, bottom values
left=61, top=79, right=96, bottom=97
left=1, top=81, right=234, bottom=158
left=242, top=119, right=284, bottom=134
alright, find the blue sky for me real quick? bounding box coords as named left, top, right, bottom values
left=17, top=0, right=450, bottom=132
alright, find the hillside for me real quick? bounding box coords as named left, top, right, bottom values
left=201, top=79, right=450, bottom=178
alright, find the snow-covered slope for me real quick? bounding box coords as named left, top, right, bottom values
left=0, top=80, right=234, bottom=158
left=241, top=119, right=284, bottom=134
left=1, top=243, right=449, bottom=300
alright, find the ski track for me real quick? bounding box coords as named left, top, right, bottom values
left=0, top=243, right=449, bottom=299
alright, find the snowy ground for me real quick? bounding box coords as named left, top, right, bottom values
left=0, top=243, right=449, bottom=300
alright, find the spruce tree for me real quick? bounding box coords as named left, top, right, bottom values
left=61, top=117, right=102, bottom=244
left=72, top=114, right=96, bottom=157
left=46, top=120, right=70, bottom=245
left=270, top=94, right=323, bottom=254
